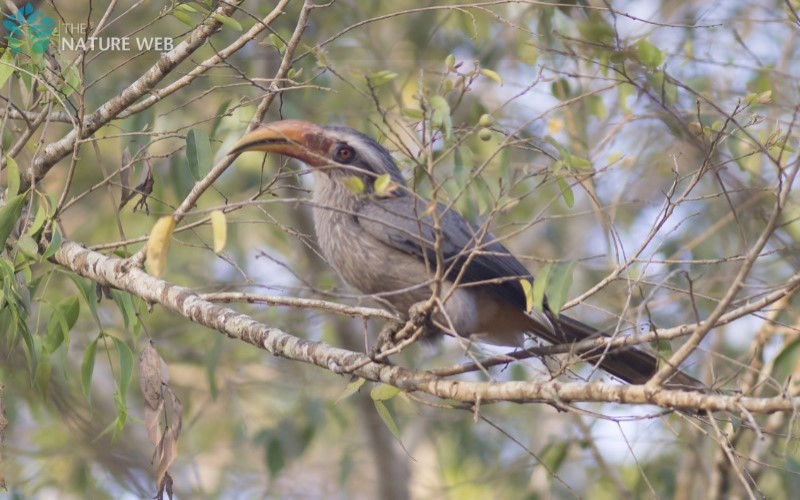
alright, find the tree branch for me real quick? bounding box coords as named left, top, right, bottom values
left=52, top=240, right=800, bottom=413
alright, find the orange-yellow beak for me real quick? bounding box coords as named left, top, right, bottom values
left=230, top=120, right=331, bottom=167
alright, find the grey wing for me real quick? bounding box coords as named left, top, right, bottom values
left=356, top=194, right=532, bottom=311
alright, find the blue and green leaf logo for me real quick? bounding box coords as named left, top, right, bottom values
left=3, top=2, right=55, bottom=54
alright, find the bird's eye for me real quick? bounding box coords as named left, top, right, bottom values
left=333, top=144, right=355, bottom=163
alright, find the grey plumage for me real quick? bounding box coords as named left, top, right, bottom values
left=232, top=120, right=701, bottom=386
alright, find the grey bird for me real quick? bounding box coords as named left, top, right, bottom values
left=231, top=120, right=694, bottom=385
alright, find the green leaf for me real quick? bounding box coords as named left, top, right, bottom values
left=0, top=193, right=26, bottom=249
left=266, top=34, right=286, bottom=52
left=635, top=39, right=664, bottom=68
left=44, top=296, right=79, bottom=354
left=173, top=10, right=195, bottom=27
left=112, top=337, right=134, bottom=399
left=472, top=176, right=493, bottom=215
left=556, top=177, right=574, bottom=208
left=370, top=383, right=400, bottom=401
left=336, top=377, right=366, bottom=404
left=34, top=348, right=51, bottom=396
left=206, top=335, right=223, bottom=400
left=174, top=3, right=198, bottom=13
left=81, top=336, right=99, bottom=402
left=367, top=70, right=398, bottom=87
left=186, top=128, right=212, bottom=180
left=540, top=442, right=570, bottom=471
left=266, top=436, right=285, bottom=478
left=401, top=107, right=424, bottom=119
left=551, top=78, right=571, bottom=100
left=210, top=99, right=231, bottom=137
left=586, top=95, right=607, bottom=121
left=430, top=95, right=452, bottom=139
left=546, top=261, right=576, bottom=317
left=577, top=17, right=615, bottom=45
left=67, top=274, right=100, bottom=325
left=772, top=338, right=800, bottom=383
left=58, top=296, right=80, bottom=329
left=28, top=204, right=47, bottom=239
left=533, top=264, right=551, bottom=313
left=62, top=64, right=80, bottom=97
left=212, top=14, right=242, bottom=31
left=0, top=50, right=14, bottom=89
left=374, top=400, right=401, bottom=441
left=16, top=234, right=39, bottom=258
left=41, top=229, right=61, bottom=260
left=5, top=155, right=19, bottom=197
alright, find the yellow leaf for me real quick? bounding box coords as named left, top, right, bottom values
left=146, top=216, right=176, bottom=277
left=480, top=68, right=503, bottom=85
left=342, top=176, right=365, bottom=195
left=520, top=279, right=533, bottom=312
left=374, top=173, right=393, bottom=197
left=210, top=210, right=226, bottom=253
left=547, top=118, right=564, bottom=135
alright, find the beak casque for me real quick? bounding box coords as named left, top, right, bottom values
left=229, top=120, right=331, bottom=167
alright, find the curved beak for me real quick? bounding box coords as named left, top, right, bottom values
left=229, top=120, right=331, bottom=167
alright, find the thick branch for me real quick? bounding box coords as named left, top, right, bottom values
left=53, top=240, right=800, bottom=413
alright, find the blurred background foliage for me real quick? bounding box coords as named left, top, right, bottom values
left=1, top=0, right=799, bottom=498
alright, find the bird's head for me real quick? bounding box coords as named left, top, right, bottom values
left=231, top=120, right=406, bottom=190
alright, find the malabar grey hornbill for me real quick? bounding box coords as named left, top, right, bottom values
left=231, top=120, right=694, bottom=386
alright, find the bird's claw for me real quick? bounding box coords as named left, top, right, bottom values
left=369, top=300, right=435, bottom=361
left=369, top=323, right=401, bottom=361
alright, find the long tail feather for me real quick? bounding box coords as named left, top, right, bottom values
left=527, top=312, right=701, bottom=387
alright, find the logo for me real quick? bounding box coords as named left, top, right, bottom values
left=3, top=2, right=55, bottom=54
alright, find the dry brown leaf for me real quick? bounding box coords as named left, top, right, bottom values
left=138, top=341, right=183, bottom=498
left=139, top=341, right=167, bottom=445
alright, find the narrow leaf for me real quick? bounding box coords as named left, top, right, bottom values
left=186, top=129, right=212, bottom=180
left=533, top=264, right=551, bottom=313
left=370, top=384, right=400, bottom=402
left=112, top=337, right=135, bottom=399
left=373, top=173, right=392, bottom=197
left=373, top=400, right=401, bottom=441
left=0, top=50, right=14, bottom=89
left=212, top=14, right=242, bottom=31
left=173, top=10, right=195, bottom=27
left=336, top=377, right=366, bottom=404
left=146, top=216, right=176, bottom=277
left=556, top=177, right=574, bottom=208
left=81, top=337, right=99, bottom=402
left=480, top=68, right=503, bottom=85
left=41, top=229, right=61, bottom=260
left=546, top=261, right=576, bottom=317
left=0, top=193, right=27, bottom=249
left=210, top=210, right=226, bottom=253
left=5, top=155, right=19, bottom=197
left=519, top=279, right=533, bottom=313
left=341, top=176, right=365, bottom=195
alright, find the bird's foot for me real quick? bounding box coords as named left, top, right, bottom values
left=369, top=322, right=402, bottom=361
left=369, top=300, right=435, bottom=361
